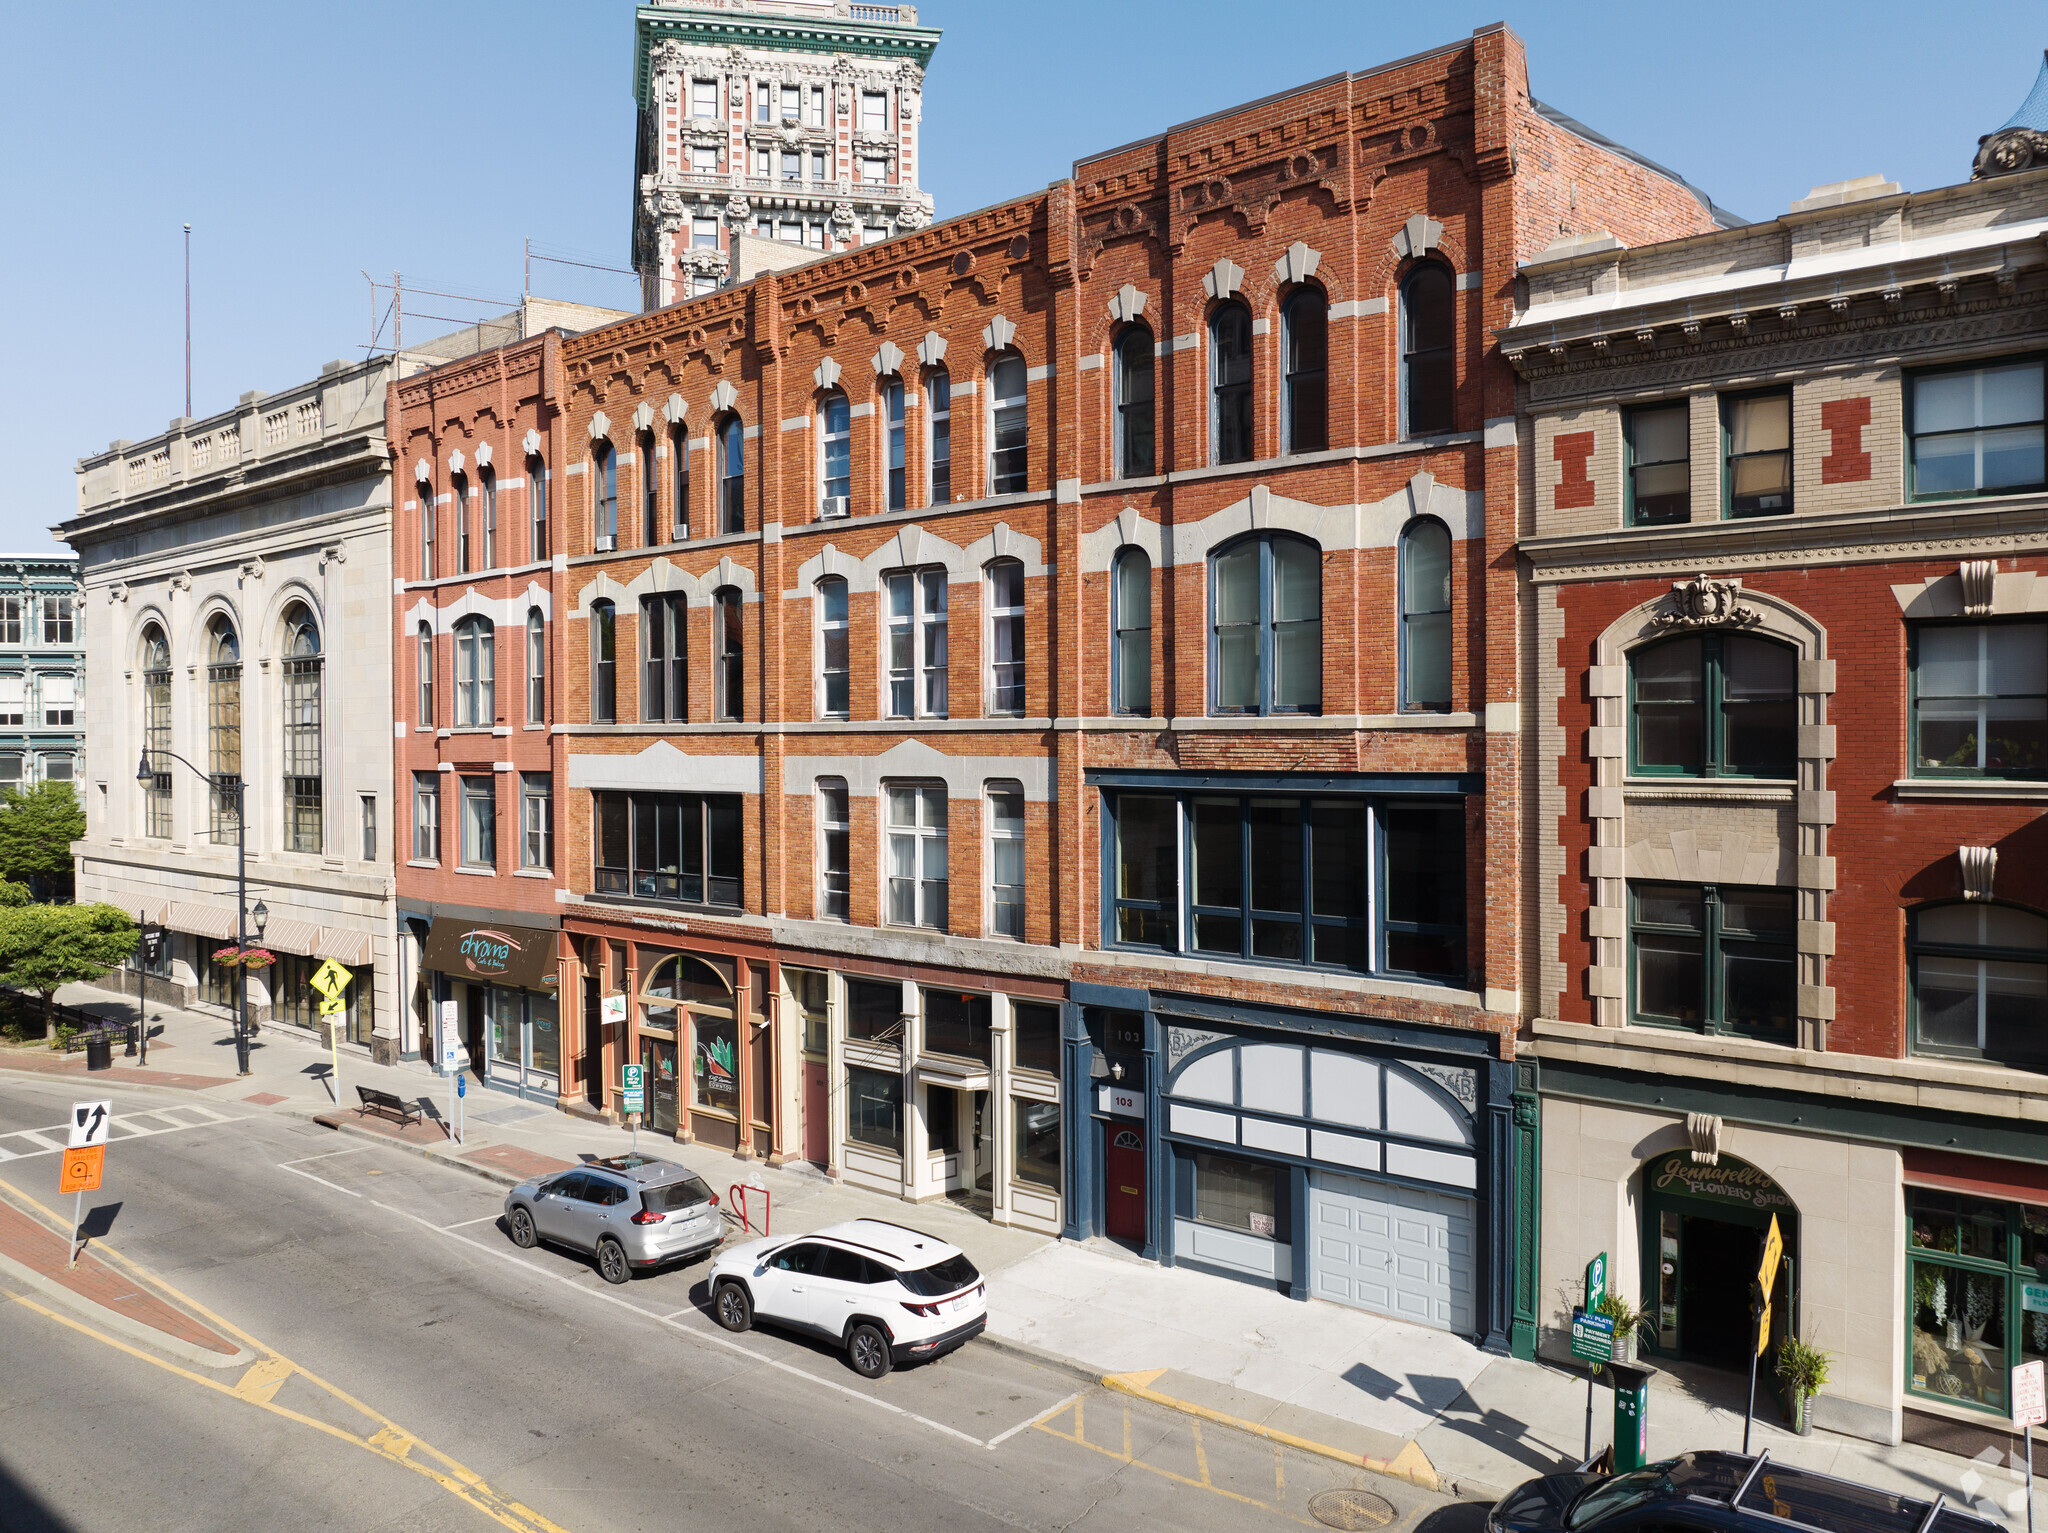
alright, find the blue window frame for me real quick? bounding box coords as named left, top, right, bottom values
left=1210, top=533, right=1320, bottom=715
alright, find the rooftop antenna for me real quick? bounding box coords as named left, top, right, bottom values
left=183, top=223, right=192, bottom=417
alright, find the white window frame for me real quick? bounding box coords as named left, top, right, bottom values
left=987, top=354, right=1028, bottom=496
left=884, top=567, right=948, bottom=719
left=818, top=577, right=849, bottom=720
left=988, top=783, right=1025, bottom=940
left=691, top=144, right=719, bottom=175
left=885, top=782, right=948, bottom=930
left=818, top=777, right=850, bottom=921
left=860, top=91, right=887, bottom=132
left=454, top=617, right=494, bottom=728
left=819, top=388, right=851, bottom=516
left=521, top=773, right=552, bottom=871
left=926, top=370, right=951, bottom=506
left=525, top=608, right=545, bottom=724
left=986, top=560, right=1025, bottom=717
left=691, top=77, right=718, bottom=118
left=412, top=772, right=439, bottom=863
left=459, top=775, right=495, bottom=870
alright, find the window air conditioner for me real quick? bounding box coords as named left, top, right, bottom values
left=820, top=496, right=850, bottom=519
left=595, top=534, right=615, bottom=552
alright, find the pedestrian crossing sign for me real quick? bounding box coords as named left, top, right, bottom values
left=310, top=959, right=353, bottom=1000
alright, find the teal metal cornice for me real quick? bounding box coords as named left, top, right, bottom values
left=634, top=5, right=941, bottom=108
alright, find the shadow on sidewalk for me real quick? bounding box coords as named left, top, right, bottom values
left=0, top=1456, right=75, bottom=1533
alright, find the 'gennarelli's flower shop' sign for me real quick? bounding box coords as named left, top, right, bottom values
left=1647, top=1152, right=1793, bottom=1212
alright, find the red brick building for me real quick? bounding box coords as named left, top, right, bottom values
left=396, top=25, right=1721, bottom=1348
left=1516, top=124, right=2048, bottom=1440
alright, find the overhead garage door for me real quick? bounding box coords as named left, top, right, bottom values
left=1309, top=1171, right=1475, bottom=1334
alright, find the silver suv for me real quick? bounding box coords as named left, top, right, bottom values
left=503, top=1155, right=723, bottom=1284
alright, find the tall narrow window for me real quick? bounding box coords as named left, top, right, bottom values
left=1725, top=393, right=1792, bottom=518
left=1399, top=519, right=1453, bottom=712
left=986, top=559, right=1024, bottom=716
left=819, top=390, right=851, bottom=517
left=886, top=568, right=948, bottom=718
left=640, top=593, right=687, bottom=723
left=528, top=454, right=548, bottom=560
left=590, top=600, right=616, bottom=724
left=281, top=604, right=323, bottom=853
left=640, top=431, right=659, bottom=546
left=38, top=676, right=73, bottom=725
left=989, top=784, right=1024, bottom=939
left=0, top=675, right=26, bottom=726
left=412, top=771, right=439, bottom=862
left=988, top=354, right=1028, bottom=494
left=360, top=794, right=377, bottom=862
left=524, top=608, right=545, bottom=724
left=460, top=775, right=496, bottom=869
left=593, top=440, right=617, bottom=548
left=206, top=617, right=241, bottom=844
left=818, top=577, right=849, bottom=719
left=886, top=784, right=948, bottom=930
left=42, top=595, right=74, bottom=645
left=670, top=426, right=689, bottom=540
left=0, top=597, right=21, bottom=644
left=142, top=626, right=171, bottom=837
left=455, top=472, right=471, bottom=573
left=718, top=417, right=745, bottom=534
left=521, top=773, right=553, bottom=871
left=1113, top=547, right=1152, bottom=716
left=454, top=616, right=495, bottom=727
left=927, top=369, right=952, bottom=505
left=1627, top=403, right=1692, bottom=525
left=479, top=468, right=497, bottom=567
left=1210, top=301, right=1253, bottom=464
left=1211, top=534, right=1321, bottom=715
left=1283, top=289, right=1329, bottom=454
left=713, top=587, right=742, bottom=721
left=418, top=479, right=436, bottom=581
left=1400, top=264, right=1455, bottom=437
left=416, top=622, right=434, bottom=725
left=1116, top=325, right=1155, bottom=478
left=885, top=378, right=906, bottom=510
left=818, top=779, right=850, bottom=920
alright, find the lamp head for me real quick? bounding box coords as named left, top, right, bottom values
left=135, top=750, right=152, bottom=783
left=251, top=899, right=268, bottom=936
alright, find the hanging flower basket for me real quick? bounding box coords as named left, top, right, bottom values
left=212, top=945, right=277, bottom=970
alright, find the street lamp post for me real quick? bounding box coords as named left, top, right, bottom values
left=136, top=748, right=263, bottom=1077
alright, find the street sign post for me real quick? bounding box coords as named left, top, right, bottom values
left=622, top=1063, right=646, bottom=1154
left=309, top=959, right=353, bottom=1105
left=1576, top=1252, right=1611, bottom=1458
left=2016, top=1360, right=2045, bottom=1533
left=437, top=1001, right=467, bottom=1142
left=1587, top=1252, right=1607, bottom=1311
left=65, top=1101, right=111, bottom=1268
left=1743, top=1213, right=1786, bottom=1454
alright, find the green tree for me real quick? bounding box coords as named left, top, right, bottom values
left=0, top=903, right=138, bottom=1011
left=0, top=782, right=85, bottom=892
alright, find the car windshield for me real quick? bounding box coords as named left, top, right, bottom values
left=896, top=1253, right=980, bottom=1296
left=640, top=1175, right=715, bottom=1213
left=1567, top=1458, right=1744, bottom=1531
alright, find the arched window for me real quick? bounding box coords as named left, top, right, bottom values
left=1115, top=325, right=1155, bottom=478
left=1210, top=301, right=1253, bottom=465
left=1399, top=520, right=1452, bottom=713
left=528, top=452, right=549, bottom=560
left=590, top=600, right=616, bottom=723
left=1911, top=902, right=2048, bottom=1069
left=417, top=621, right=434, bottom=726
left=987, top=559, right=1025, bottom=716
left=524, top=608, right=545, bottom=724
left=669, top=424, right=689, bottom=541
left=640, top=593, right=686, bottom=723
left=1283, top=289, right=1328, bottom=454
left=819, top=388, right=851, bottom=518
left=988, top=354, right=1028, bottom=495
left=818, top=577, right=849, bottom=719
left=454, top=615, right=494, bottom=727
left=282, top=604, right=323, bottom=853
left=926, top=369, right=952, bottom=505
left=884, top=377, right=907, bottom=511
left=479, top=467, right=497, bottom=568
left=713, top=587, right=743, bottom=721
left=1112, top=547, right=1152, bottom=716
left=592, top=438, right=617, bottom=549
left=640, top=429, right=659, bottom=546
left=1631, top=633, right=1797, bottom=778
left=141, top=624, right=171, bottom=837
left=717, top=416, right=746, bottom=534
left=1400, top=264, right=1455, bottom=437
left=1210, top=534, right=1320, bottom=715
left=417, top=477, right=436, bottom=581
left=454, top=471, right=471, bottom=572
left=206, top=616, right=241, bottom=844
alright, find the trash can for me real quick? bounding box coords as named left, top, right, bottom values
left=84, top=1031, right=114, bottom=1071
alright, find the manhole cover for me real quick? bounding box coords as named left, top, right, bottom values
left=1309, top=1488, right=1397, bottom=1530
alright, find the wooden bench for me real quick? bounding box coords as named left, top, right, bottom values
left=354, top=1085, right=422, bottom=1129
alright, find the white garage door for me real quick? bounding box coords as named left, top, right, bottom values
left=1308, top=1172, right=1475, bottom=1334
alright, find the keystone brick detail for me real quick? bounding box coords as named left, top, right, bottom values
left=1553, top=431, right=1596, bottom=509
left=1819, top=397, right=1872, bottom=485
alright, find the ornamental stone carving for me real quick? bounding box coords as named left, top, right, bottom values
left=1649, top=573, right=1763, bottom=632
left=631, top=401, right=656, bottom=434
left=896, top=195, right=933, bottom=232
left=710, top=380, right=738, bottom=414
left=725, top=194, right=751, bottom=224
left=589, top=410, right=612, bottom=443
left=813, top=356, right=843, bottom=391
left=982, top=314, right=1017, bottom=352
left=662, top=394, right=688, bottom=427
left=472, top=441, right=491, bottom=469
left=1107, top=283, right=1147, bottom=324
left=1686, top=1111, right=1723, bottom=1166
left=870, top=340, right=904, bottom=377
left=1392, top=214, right=1445, bottom=259
left=447, top=448, right=465, bottom=474
left=831, top=201, right=859, bottom=237
left=916, top=331, right=947, bottom=367
left=1202, top=257, right=1244, bottom=301
left=521, top=429, right=542, bottom=456
left=1960, top=558, right=1996, bottom=616
left=1961, top=845, right=1999, bottom=901
left=1975, top=127, right=2048, bottom=180
left=1274, top=240, right=1321, bottom=287
left=413, top=457, right=431, bottom=482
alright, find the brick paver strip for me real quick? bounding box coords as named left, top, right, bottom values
left=313, top=1110, right=450, bottom=1146
left=0, top=1198, right=238, bottom=1355
left=0, top=1049, right=232, bottom=1090
left=461, top=1144, right=574, bottom=1179
left=243, top=1092, right=288, bottom=1106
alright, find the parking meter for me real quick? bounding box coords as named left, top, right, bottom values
left=1609, top=1361, right=1655, bottom=1471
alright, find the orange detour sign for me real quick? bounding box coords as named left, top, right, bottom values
left=60, top=1144, right=103, bottom=1194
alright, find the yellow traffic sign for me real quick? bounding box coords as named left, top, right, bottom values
left=318, top=994, right=346, bottom=1016
left=1757, top=1214, right=1784, bottom=1303
left=310, top=959, right=353, bottom=999
left=1757, top=1299, right=1772, bottom=1357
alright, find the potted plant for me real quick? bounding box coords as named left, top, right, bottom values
left=212, top=945, right=276, bottom=971
left=1596, top=1290, right=1654, bottom=1365
left=1775, top=1335, right=1832, bottom=1435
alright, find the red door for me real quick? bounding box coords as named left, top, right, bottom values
left=803, top=1059, right=828, bottom=1165
left=1105, top=1124, right=1146, bottom=1242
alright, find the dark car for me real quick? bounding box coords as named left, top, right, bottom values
left=1489, top=1452, right=2003, bottom=1533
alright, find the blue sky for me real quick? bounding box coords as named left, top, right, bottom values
left=2, top=1, right=2039, bottom=551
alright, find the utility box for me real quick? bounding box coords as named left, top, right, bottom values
left=1609, top=1362, right=1655, bottom=1471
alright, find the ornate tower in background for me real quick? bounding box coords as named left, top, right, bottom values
left=631, top=0, right=942, bottom=310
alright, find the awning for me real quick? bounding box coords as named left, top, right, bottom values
left=1903, top=1147, right=2048, bottom=1209
left=422, top=917, right=559, bottom=992
left=260, top=918, right=323, bottom=958
left=169, top=902, right=237, bottom=941
left=318, top=928, right=373, bottom=967
left=130, top=898, right=172, bottom=926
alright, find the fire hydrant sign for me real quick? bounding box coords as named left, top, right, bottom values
left=2015, top=1359, right=2046, bottom=1428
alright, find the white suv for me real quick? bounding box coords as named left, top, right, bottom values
left=706, top=1218, right=986, bottom=1379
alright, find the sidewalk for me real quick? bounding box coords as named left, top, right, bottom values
left=14, top=981, right=2045, bottom=1517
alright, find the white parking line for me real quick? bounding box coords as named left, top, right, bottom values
left=986, top=1390, right=1082, bottom=1450
left=441, top=1214, right=500, bottom=1230
left=277, top=1145, right=373, bottom=1168
left=276, top=1163, right=362, bottom=1198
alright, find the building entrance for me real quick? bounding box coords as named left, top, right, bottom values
left=1678, top=1215, right=1760, bottom=1371
left=1641, top=1151, right=1796, bottom=1376
left=1105, top=1124, right=1146, bottom=1243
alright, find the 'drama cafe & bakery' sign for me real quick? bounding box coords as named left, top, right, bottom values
left=422, top=919, right=561, bottom=992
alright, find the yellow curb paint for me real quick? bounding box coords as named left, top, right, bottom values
left=233, top=1355, right=295, bottom=1405
left=1100, top=1369, right=1443, bottom=1492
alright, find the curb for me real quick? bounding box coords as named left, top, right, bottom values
left=0, top=1246, right=257, bottom=1370
left=294, top=1111, right=523, bottom=1190
left=973, top=1327, right=1110, bottom=1387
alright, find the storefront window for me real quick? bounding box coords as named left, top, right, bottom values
left=530, top=994, right=559, bottom=1078
left=271, top=954, right=320, bottom=1030
left=490, top=989, right=520, bottom=1068
left=847, top=979, right=903, bottom=1044
left=1193, top=1151, right=1278, bottom=1237
left=200, top=944, right=238, bottom=1010
left=922, top=988, right=990, bottom=1063
left=1906, top=1188, right=2048, bottom=1413
left=788, top=968, right=828, bottom=1055
left=1014, top=1097, right=1060, bottom=1187
left=1013, top=1001, right=1060, bottom=1075
left=693, top=1013, right=739, bottom=1111
left=847, top=1066, right=902, bottom=1154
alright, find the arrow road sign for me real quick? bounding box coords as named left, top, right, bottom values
left=69, top=1101, right=110, bottom=1149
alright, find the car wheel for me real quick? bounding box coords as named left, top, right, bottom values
left=597, top=1238, right=630, bottom=1285
left=847, top=1323, right=893, bottom=1380
left=507, top=1206, right=537, bottom=1249
left=714, top=1281, right=752, bottom=1333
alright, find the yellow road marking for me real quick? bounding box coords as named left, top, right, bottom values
left=1034, top=1403, right=1324, bottom=1524
left=1193, top=1418, right=1212, bottom=1486
left=0, top=1174, right=572, bottom=1533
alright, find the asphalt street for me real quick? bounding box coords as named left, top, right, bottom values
left=0, top=1072, right=1477, bottom=1533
